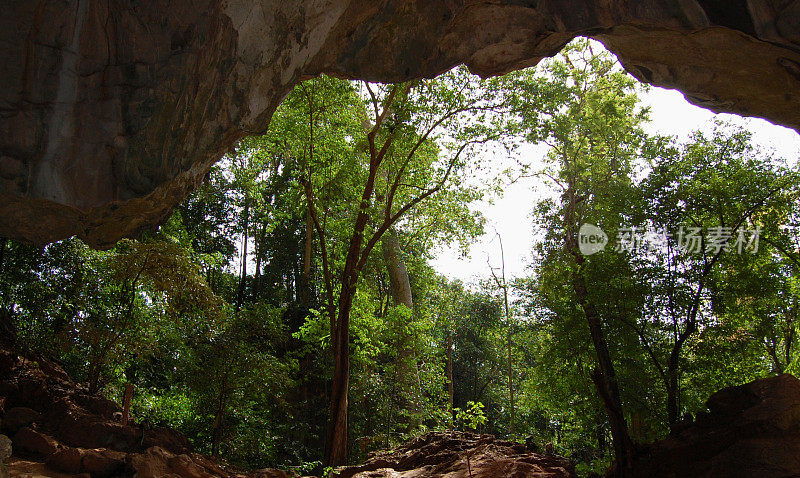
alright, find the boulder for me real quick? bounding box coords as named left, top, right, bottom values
left=46, top=446, right=127, bottom=477
left=128, top=446, right=224, bottom=478
left=0, top=345, right=286, bottom=477
left=334, top=431, right=576, bottom=478
left=141, top=426, right=192, bottom=454
left=13, top=375, right=53, bottom=412
left=630, top=374, right=800, bottom=478
left=78, top=448, right=127, bottom=477
left=46, top=446, right=83, bottom=473
left=2, top=407, right=41, bottom=435
left=12, top=427, right=59, bottom=459
left=70, top=392, right=121, bottom=420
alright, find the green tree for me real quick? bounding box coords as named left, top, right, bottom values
left=629, top=123, right=799, bottom=425
left=260, top=70, right=506, bottom=465
left=512, top=38, right=655, bottom=474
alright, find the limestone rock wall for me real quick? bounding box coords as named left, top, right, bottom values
left=2, top=0, right=800, bottom=246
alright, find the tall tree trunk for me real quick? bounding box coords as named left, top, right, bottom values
left=564, top=186, right=633, bottom=476
left=766, top=338, right=785, bottom=374
left=324, top=83, right=405, bottom=467
left=211, top=375, right=229, bottom=457
left=491, top=233, right=515, bottom=436
left=299, top=207, right=314, bottom=305
left=382, top=229, right=413, bottom=308
left=666, top=361, right=679, bottom=424
left=252, top=221, right=267, bottom=302
left=572, top=267, right=632, bottom=475
left=596, top=411, right=607, bottom=455
left=326, top=214, right=372, bottom=466
left=665, top=319, right=695, bottom=424
left=121, top=382, right=134, bottom=426
left=289, top=259, right=298, bottom=302
left=0, top=237, right=6, bottom=275
left=325, top=146, right=385, bottom=465
left=787, top=315, right=796, bottom=368
left=326, top=276, right=355, bottom=466
left=502, top=239, right=514, bottom=436
left=235, top=202, right=249, bottom=312
left=0, top=237, right=14, bottom=345
left=446, top=333, right=454, bottom=420
left=507, top=324, right=514, bottom=435
left=0, top=237, right=7, bottom=310
left=581, top=287, right=634, bottom=476
left=382, top=228, right=417, bottom=428
left=665, top=268, right=708, bottom=424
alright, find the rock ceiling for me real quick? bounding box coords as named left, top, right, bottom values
left=2, top=0, right=799, bottom=246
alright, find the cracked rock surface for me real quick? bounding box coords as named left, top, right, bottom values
left=2, top=1, right=800, bottom=246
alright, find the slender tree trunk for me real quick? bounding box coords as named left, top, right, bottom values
left=585, top=301, right=632, bottom=468
left=666, top=352, right=680, bottom=423
left=326, top=148, right=385, bottom=465
left=786, top=323, right=795, bottom=372
left=0, top=237, right=6, bottom=275
left=289, top=260, right=298, bottom=302
left=665, top=275, right=704, bottom=424
left=508, top=324, right=514, bottom=435
left=88, top=361, right=102, bottom=394
left=211, top=375, right=229, bottom=457
left=299, top=207, right=314, bottom=305
left=303, top=178, right=336, bottom=333
left=596, top=411, right=607, bottom=455
left=767, top=340, right=785, bottom=374
left=0, top=237, right=14, bottom=345
left=767, top=346, right=788, bottom=375
left=491, top=233, right=514, bottom=435
left=666, top=376, right=679, bottom=424
left=235, top=202, right=249, bottom=312
left=665, top=321, right=694, bottom=424
left=326, top=215, right=372, bottom=465
left=446, top=333, right=454, bottom=420
left=573, top=269, right=633, bottom=476
left=502, top=248, right=514, bottom=436
left=252, top=221, right=267, bottom=302
left=0, top=237, right=8, bottom=311
left=122, top=382, right=134, bottom=425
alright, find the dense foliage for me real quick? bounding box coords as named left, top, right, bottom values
left=0, top=39, right=798, bottom=476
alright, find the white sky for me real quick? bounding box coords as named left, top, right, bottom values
left=431, top=86, right=800, bottom=286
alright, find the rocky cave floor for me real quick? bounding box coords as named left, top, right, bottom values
left=2, top=345, right=800, bottom=478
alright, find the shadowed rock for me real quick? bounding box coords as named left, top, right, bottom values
left=629, top=374, right=800, bottom=478
left=1, top=1, right=800, bottom=246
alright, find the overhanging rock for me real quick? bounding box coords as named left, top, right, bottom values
left=2, top=0, right=799, bottom=246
